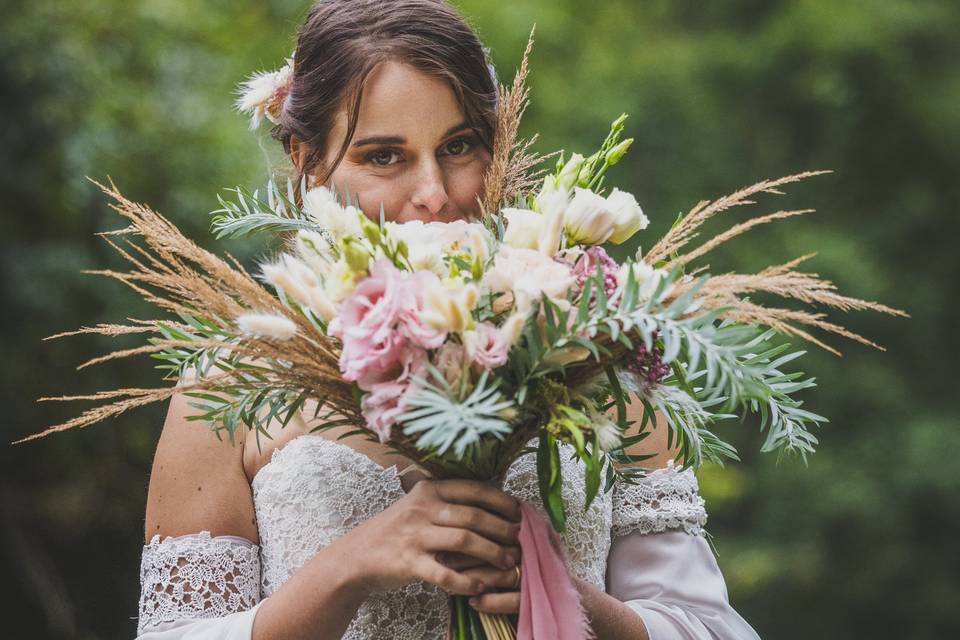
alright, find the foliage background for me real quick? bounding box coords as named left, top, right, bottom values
left=2, top=0, right=957, bottom=637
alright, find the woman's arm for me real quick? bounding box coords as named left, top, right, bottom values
left=600, top=400, right=761, bottom=640
left=141, top=391, right=372, bottom=640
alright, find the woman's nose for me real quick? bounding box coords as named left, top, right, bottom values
left=410, top=160, right=449, bottom=216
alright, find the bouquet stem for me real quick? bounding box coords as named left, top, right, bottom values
left=449, top=595, right=516, bottom=640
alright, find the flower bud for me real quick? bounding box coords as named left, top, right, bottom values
left=604, top=138, right=634, bottom=166
left=606, top=188, right=649, bottom=244
left=341, top=238, right=371, bottom=273
left=557, top=153, right=586, bottom=191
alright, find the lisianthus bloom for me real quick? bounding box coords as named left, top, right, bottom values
left=328, top=259, right=415, bottom=385
left=501, top=208, right=544, bottom=250
left=606, top=188, right=649, bottom=244
left=401, top=270, right=450, bottom=349
left=483, top=245, right=575, bottom=311
left=463, top=321, right=511, bottom=369
left=387, top=219, right=492, bottom=275
left=360, top=348, right=428, bottom=442
left=565, top=187, right=617, bottom=245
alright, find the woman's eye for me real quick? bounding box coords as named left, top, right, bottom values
left=444, top=136, right=476, bottom=156
left=367, top=149, right=401, bottom=167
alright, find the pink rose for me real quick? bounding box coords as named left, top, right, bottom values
left=464, top=322, right=510, bottom=369
left=329, top=259, right=414, bottom=384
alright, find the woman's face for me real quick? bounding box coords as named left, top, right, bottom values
left=311, top=60, right=492, bottom=223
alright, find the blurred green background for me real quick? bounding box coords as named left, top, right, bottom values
left=2, top=0, right=958, bottom=637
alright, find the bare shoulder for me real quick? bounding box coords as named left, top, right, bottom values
left=144, top=390, right=259, bottom=544
left=612, top=398, right=682, bottom=471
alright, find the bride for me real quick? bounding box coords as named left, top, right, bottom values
left=137, top=1, right=761, bottom=639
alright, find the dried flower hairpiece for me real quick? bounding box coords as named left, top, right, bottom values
left=234, top=52, right=295, bottom=130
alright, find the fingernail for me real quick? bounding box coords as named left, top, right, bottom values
left=503, top=552, right=516, bottom=567
left=469, top=597, right=479, bottom=607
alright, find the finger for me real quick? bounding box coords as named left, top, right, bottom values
left=433, top=480, right=522, bottom=522
left=436, top=551, right=488, bottom=572
left=427, top=526, right=517, bottom=571
left=469, top=591, right=521, bottom=615
left=460, top=565, right=520, bottom=590
left=416, top=557, right=486, bottom=596
left=433, top=503, right=521, bottom=545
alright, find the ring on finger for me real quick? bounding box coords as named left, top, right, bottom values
left=512, top=564, right=522, bottom=589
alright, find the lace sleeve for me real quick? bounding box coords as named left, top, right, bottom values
left=137, top=531, right=263, bottom=637
left=611, top=459, right=707, bottom=538
left=607, top=463, right=761, bottom=639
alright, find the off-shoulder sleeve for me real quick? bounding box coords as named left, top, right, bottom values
left=136, top=531, right=265, bottom=639
left=607, top=462, right=761, bottom=639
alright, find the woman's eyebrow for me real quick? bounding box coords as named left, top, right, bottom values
left=352, top=121, right=471, bottom=147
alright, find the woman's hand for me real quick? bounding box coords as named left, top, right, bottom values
left=341, top=478, right=523, bottom=598
left=462, top=563, right=522, bottom=615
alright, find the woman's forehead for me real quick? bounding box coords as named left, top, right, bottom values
left=350, top=60, right=467, bottom=144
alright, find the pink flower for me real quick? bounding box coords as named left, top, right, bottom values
left=360, top=348, right=428, bottom=442
left=400, top=270, right=448, bottom=349
left=464, top=322, right=511, bottom=369
left=570, top=246, right=619, bottom=299
left=329, top=259, right=414, bottom=384
left=361, top=380, right=408, bottom=442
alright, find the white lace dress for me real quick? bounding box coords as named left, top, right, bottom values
left=135, top=435, right=760, bottom=639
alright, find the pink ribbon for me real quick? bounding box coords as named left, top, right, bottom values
left=516, top=502, right=592, bottom=640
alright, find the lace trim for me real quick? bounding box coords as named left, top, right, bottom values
left=611, top=460, right=708, bottom=538
left=138, top=531, right=261, bottom=635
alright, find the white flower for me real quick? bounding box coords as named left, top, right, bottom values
left=236, top=312, right=298, bottom=340
left=565, top=187, right=616, bottom=246
left=594, top=416, right=623, bottom=452
left=387, top=219, right=491, bottom=275
left=295, top=230, right=337, bottom=273
left=302, top=186, right=363, bottom=242
left=234, top=56, right=294, bottom=130
left=483, top=246, right=576, bottom=309
left=536, top=187, right=569, bottom=256
left=325, top=258, right=361, bottom=303
left=584, top=400, right=623, bottom=452
left=431, top=220, right=492, bottom=261
left=260, top=255, right=338, bottom=322
left=501, top=208, right=544, bottom=250
left=616, top=261, right=672, bottom=304
left=556, top=153, right=587, bottom=191
left=606, top=188, right=649, bottom=245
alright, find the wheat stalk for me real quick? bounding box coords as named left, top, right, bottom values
left=479, top=25, right=556, bottom=216
left=644, top=170, right=832, bottom=265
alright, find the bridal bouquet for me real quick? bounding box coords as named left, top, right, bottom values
left=19, top=33, right=904, bottom=640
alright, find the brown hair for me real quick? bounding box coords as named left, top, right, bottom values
left=271, top=0, right=499, bottom=203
